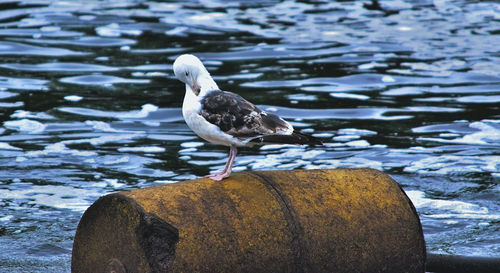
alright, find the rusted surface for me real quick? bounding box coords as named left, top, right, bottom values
left=72, top=168, right=425, bottom=273
left=106, top=258, right=126, bottom=273
left=252, top=169, right=425, bottom=272
left=71, top=195, right=178, bottom=273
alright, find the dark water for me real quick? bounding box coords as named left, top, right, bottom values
left=0, top=0, right=499, bottom=272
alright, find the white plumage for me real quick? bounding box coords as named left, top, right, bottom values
left=173, top=54, right=321, bottom=181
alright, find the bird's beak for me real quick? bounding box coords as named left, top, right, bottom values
left=191, top=80, right=201, bottom=95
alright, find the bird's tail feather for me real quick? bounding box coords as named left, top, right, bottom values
left=249, top=131, right=323, bottom=146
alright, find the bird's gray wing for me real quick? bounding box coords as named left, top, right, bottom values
left=199, top=90, right=291, bottom=139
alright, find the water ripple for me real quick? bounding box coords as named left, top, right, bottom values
left=0, top=41, right=88, bottom=56
left=0, top=0, right=499, bottom=268
left=0, top=62, right=119, bottom=72
left=59, top=75, right=149, bottom=86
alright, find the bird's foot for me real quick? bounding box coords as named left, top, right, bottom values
left=204, top=171, right=231, bottom=181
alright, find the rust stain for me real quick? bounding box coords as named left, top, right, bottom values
left=72, top=168, right=425, bottom=273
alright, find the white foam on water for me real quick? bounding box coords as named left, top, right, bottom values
left=64, top=95, right=83, bottom=102
left=95, top=23, right=142, bottom=37
left=3, top=119, right=46, bottom=134
left=338, top=128, right=377, bottom=136
left=189, top=12, right=226, bottom=22
left=26, top=142, right=97, bottom=157
left=180, top=141, right=204, bottom=148
left=0, top=184, right=102, bottom=212
left=330, top=93, right=370, bottom=100
left=300, top=128, right=314, bottom=133
left=165, top=26, right=188, bottom=36
left=192, top=151, right=227, bottom=158
left=0, top=142, right=21, bottom=150
left=406, top=190, right=499, bottom=220
left=382, top=87, right=424, bottom=96
left=16, top=156, right=27, bottom=162
left=312, top=132, right=333, bottom=138
left=459, top=121, right=500, bottom=144
left=131, top=71, right=168, bottom=78
left=404, top=155, right=500, bottom=175
left=63, top=133, right=144, bottom=146
left=358, top=62, right=387, bottom=70
left=299, top=149, right=325, bottom=159
left=58, top=104, right=167, bottom=122
left=405, top=106, right=463, bottom=113
left=179, top=148, right=197, bottom=154
left=287, top=93, right=318, bottom=101
left=333, top=134, right=358, bottom=142
left=390, top=146, right=442, bottom=154
left=10, top=110, right=55, bottom=120
left=0, top=90, right=18, bottom=99
left=273, top=148, right=323, bottom=160
left=60, top=75, right=149, bottom=86
left=381, top=75, right=396, bottom=82
left=141, top=121, right=160, bottom=127
left=103, top=156, right=130, bottom=165
left=249, top=156, right=281, bottom=169
left=419, top=121, right=500, bottom=145
left=85, top=120, right=125, bottom=133
left=116, top=103, right=158, bottom=118
left=310, top=156, right=383, bottom=170
left=0, top=215, right=13, bottom=222
left=439, top=133, right=460, bottom=138
left=79, top=15, right=96, bottom=21
left=40, top=26, right=61, bottom=32
left=259, top=144, right=296, bottom=151
left=103, top=178, right=126, bottom=189
left=398, top=26, right=412, bottom=31
left=249, top=148, right=324, bottom=169
left=456, top=95, right=500, bottom=103
left=23, top=132, right=145, bottom=158
left=276, top=160, right=309, bottom=169
left=346, top=140, right=371, bottom=147
left=118, top=146, right=166, bottom=153
left=190, top=158, right=227, bottom=166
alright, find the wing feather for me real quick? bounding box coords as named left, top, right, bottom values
left=200, top=90, right=292, bottom=139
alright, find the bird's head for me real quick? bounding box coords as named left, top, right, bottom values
left=173, top=54, right=208, bottom=95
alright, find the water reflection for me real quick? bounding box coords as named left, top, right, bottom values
left=0, top=0, right=499, bottom=271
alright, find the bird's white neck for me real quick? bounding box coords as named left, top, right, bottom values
left=182, top=73, right=219, bottom=112
left=197, top=74, right=219, bottom=96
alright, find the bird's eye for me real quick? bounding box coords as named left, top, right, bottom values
left=185, top=71, right=189, bottom=76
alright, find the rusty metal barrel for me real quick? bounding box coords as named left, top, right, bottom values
left=72, top=168, right=425, bottom=273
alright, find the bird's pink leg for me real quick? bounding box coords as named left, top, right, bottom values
left=205, top=145, right=237, bottom=181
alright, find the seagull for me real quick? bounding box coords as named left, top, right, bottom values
left=173, top=54, right=322, bottom=181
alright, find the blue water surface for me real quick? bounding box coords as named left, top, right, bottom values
left=0, top=1, right=499, bottom=272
